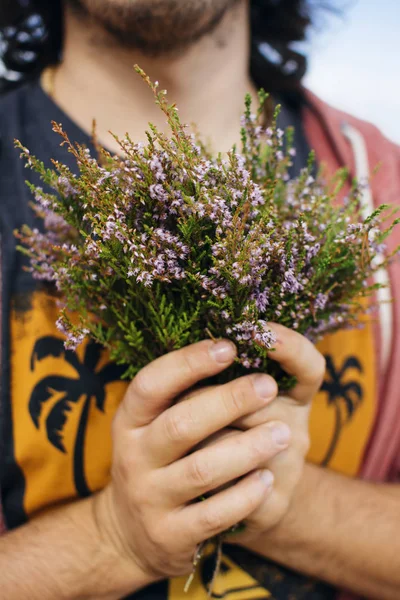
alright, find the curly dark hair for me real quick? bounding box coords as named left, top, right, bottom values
left=0, top=0, right=332, bottom=93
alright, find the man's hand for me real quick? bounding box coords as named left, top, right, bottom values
left=197, top=324, right=326, bottom=540
left=234, top=323, right=326, bottom=537
left=94, top=338, right=292, bottom=584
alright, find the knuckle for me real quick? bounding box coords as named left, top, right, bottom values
left=248, top=434, right=270, bottom=464
left=200, top=506, right=223, bottom=536
left=180, top=347, right=200, bottom=379
left=132, top=368, right=153, bottom=400
left=224, top=379, right=251, bottom=417
left=188, top=455, right=213, bottom=489
left=163, top=411, right=191, bottom=443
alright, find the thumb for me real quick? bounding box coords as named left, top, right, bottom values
left=120, top=339, right=237, bottom=428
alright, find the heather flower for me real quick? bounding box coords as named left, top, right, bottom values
left=14, top=67, right=400, bottom=385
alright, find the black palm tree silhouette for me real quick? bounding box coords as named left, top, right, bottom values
left=29, top=336, right=125, bottom=497
left=321, top=355, right=363, bottom=467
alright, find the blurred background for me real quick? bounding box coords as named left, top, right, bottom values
left=305, top=0, right=400, bottom=143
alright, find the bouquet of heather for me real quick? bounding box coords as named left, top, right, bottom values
left=16, top=68, right=399, bottom=392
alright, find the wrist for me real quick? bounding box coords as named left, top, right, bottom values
left=88, top=487, right=157, bottom=597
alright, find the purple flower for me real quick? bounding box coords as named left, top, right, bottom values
left=315, top=293, right=328, bottom=311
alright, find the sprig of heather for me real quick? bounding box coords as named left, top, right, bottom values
left=15, top=66, right=400, bottom=386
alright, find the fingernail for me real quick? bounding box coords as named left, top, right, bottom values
left=252, top=374, right=276, bottom=399
left=270, top=423, right=291, bottom=446
left=259, top=470, right=274, bottom=488
left=209, top=340, right=236, bottom=363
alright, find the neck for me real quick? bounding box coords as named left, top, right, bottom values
left=52, top=1, right=258, bottom=154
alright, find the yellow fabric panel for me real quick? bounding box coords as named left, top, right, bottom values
left=308, top=310, right=377, bottom=476
left=10, top=290, right=128, bottom=517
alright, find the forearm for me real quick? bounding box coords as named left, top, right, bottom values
left=0, top=491, right=153, bottom=600
left=243, top=463, right=400, bottom=600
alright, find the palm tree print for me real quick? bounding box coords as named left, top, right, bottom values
left=321, top=355, right=364, bottom=467
left=29, top=336, right=125, bottom=497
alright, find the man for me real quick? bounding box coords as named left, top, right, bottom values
left=0, top=1, right=400, bottom=599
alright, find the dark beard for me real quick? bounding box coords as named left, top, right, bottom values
left=66, top=0, right=241, bottom=56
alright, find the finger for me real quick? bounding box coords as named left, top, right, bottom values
left=176, top=384, right=218, bottom=405
left=121, top=339, right=236, bottom=428
left=233, top=393, right=303, bottom=430
left=182, top=469, right=274, bottom=545
left=233, top=403, right=277, bottom=430
left=159, top=421, right=290, bottom=504
left=231, top=384, right=278, bottom=430
left=146, top=373, right=277, bottom=465
left=267, top=323, right=326, bottom=403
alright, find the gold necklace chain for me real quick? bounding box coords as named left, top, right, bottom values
left=40, top=65, right=57, bottom=100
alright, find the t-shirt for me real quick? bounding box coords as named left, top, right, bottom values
left=0, top=77, right=378, bottom=600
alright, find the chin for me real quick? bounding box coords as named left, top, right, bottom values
left=71, top=0, right=241, bottom=55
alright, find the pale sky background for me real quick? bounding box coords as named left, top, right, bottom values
left=304, top=0, right=399, bottom=144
